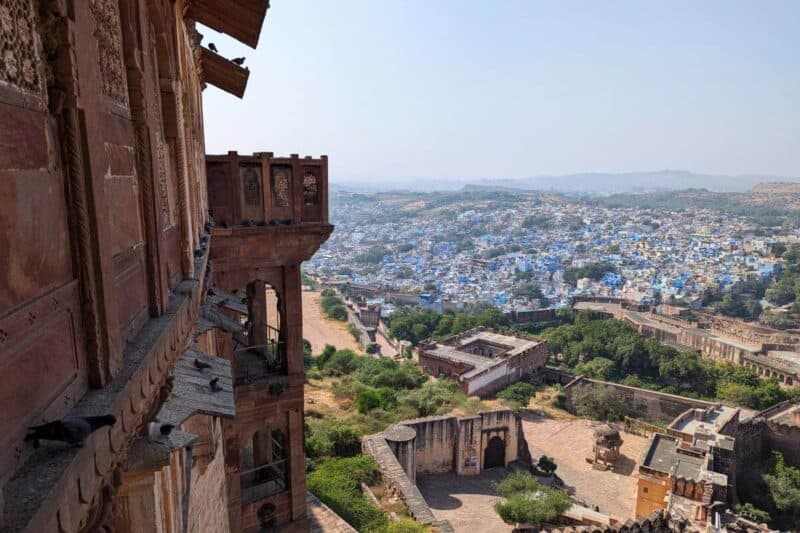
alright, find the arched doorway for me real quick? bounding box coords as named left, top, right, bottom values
left=484, top=435, right=505, bottom=469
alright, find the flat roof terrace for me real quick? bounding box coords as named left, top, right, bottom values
left=449, top=330, right=541, bottom=356
left=641, top=435, right=704, bottom=480
left=670, top=405, right=738, bottom=435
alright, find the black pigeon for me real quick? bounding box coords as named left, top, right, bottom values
left=244, top=320, right=254, bottom=330
left=194, top=358, right=212, bottom=370
left=242, top=219, right=254, bottom=227
left=207, top=287, right=216, bottom=296
left=231, top=57, right=246, bottom=66
left=210, top=377, right=221, bottom=392
left=160, top=424, right=175, bottom=436
left=209, top=43, right=218, bottom=53
left=193, top=249, right=203, bottom=259
left=25, top=415, right=116, bottom=448
left=200, top=235, right=209, bottom=245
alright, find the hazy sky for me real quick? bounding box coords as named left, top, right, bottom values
left=201, top=1, right=800, bottom=184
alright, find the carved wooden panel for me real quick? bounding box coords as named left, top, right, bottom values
left=0, top=0, right=44, bottom=95
left=89, top=0, right=129, bottom=107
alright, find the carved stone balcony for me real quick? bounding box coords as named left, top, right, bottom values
left=206, top=152, right=333, bottom=281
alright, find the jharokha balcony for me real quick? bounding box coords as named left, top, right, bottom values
left=206, top=151, right=333, bottom=283
left=205, top=151, right=332, bottom=529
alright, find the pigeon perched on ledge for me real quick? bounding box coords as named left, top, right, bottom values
left=194, top=358, right=212, bottom=371
left=25, top=415, right=117, bottom=448
left=209, top=43, right=218, bottom=53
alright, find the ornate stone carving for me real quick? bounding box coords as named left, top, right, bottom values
left=154, top=128, right=170, bottom=228
left=241, top=166, right=262, bottom=207
left=89, top=0, right=128, bottom=106
left=303, top=172, right=318, bottom=206
left=0, top=0, right=43, bottom=93
left=271, top=167, right=291, bottom=208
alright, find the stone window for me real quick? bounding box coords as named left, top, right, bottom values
left=271, top=166, right=291, bottom=208
left=240, top=428, right=288, bottom=503
left=303, top=172, right=318, bottom=205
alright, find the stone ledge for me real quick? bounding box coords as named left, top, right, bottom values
left=363, top=436, right=437, bottom=525
left=2, top=276, right=205, bottom=533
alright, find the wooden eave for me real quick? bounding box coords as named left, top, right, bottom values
left=187, top=0, right=269, bottom=49
left=200, top=47, right=250, bottom=98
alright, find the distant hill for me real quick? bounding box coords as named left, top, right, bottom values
left=476, top=170, right=800, bottom=194
left=334, top=171, right=800, bottom=194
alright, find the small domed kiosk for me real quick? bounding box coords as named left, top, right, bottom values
left=591, top=423, right=623, bottom=469
left=383, top=424, right=417, bottom=483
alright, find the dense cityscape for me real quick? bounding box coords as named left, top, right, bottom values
left=308, top=187, right=792, bottom=317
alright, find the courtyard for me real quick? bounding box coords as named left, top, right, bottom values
left=417, top=416, right=649, bottom=532
left=417, top=468, right=513, bottom=533
left=521, top=415, right=649, bottom=521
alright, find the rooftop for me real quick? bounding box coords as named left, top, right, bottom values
left=641, top=434, right=704, bottom=480
left=670, top=405, right=739, bottom=436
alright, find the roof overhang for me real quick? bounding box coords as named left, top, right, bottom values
left=187, top=0, right=270, bottom=48
left=200, top=47, right=250, bottom=98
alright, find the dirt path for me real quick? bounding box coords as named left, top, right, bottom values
left=301, top=289, right=362, bottom=354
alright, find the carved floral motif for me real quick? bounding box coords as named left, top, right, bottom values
left=271, top=167, right=291, bottom=208
left=89, top=0, right=129, bottom=107
left=0, top=0, right=43, bottom=93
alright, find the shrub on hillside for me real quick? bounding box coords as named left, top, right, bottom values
left=306, top=456, right=388, bottom=531
left=497, top=382, right=538, bottom=407
left=320, top=349, right=359, bottom=376
left=356, top=387, right=397, bottom=413
left=326, top=422, right=362, bottom=457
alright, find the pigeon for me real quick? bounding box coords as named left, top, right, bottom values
left=200, top=235, right=209, bottom=245
left=25, top=415, right=116, bottom=448
left=244, top=320, right=254, bottom=330
left=207, top=287, right=216, bottom=296
left=210, top=377, right=221, bottom=392
left=231, top=57, right=246, bottom=66
left=194, top=358, right=212, bottom=370
left=204, top=221, right=213, bottom=233
left=240, top=297, right=247, bottom=304
left=209, top=43, right=218, bottom=53
left=193, top=249, right=203, bottom=259
left=243, top=219, right=254, bottom=227
left=160, top=424, right=175, bottom=436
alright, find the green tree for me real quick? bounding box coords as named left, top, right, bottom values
left=764, top=452, right=800, bottom=527
left=497, top=382, right=538, bottom=407
left=574, top=357, right=616, bottom=380
left=492, top=472, right=572, bottom=526
left=571, top=385, right=628, bottom=421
